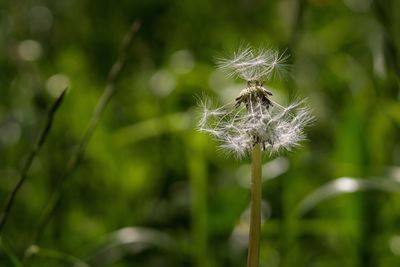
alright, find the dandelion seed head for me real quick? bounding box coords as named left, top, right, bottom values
left=199, top=46, right=312, bottom=158
left=199, top=97, right=312, bottom=157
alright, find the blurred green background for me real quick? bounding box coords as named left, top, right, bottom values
left=0, top=0, right=400, bottom=266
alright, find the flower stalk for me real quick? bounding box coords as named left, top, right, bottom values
left=247, top=143, right=262, bottom=267
left=198, top=46, right=312, bottom=266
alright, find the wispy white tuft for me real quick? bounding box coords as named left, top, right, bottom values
left=217, top=46, right=290, bottom=81
left=198, top=98, right=313, bottom=158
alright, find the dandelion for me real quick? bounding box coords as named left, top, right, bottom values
left=198, top=46, right=312, bottom=267
left=201, top=47, right=311, bottom=157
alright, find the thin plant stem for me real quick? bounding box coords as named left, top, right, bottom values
left=0, top=88, right=67, bottom=232
left=27, top=247, right=91, bottom=267
left=24, top=20, right=141, bottom=256
left=247, top=143, right=262, bottom=267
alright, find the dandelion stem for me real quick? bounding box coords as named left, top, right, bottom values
left=247, top=143, right=262, bottom=267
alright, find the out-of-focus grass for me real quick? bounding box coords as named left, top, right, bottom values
left=0, top=0, right=399, bottom=266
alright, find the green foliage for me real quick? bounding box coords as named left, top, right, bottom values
left=0, top=0, right=400, bottom=266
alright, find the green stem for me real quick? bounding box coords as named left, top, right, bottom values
left=247, top=143, right=262, bottom=267
left=187, top=133, right=208, bottom=267
left=0, top=88, right=67, bottom=232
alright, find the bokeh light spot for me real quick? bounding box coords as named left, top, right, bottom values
left=333, top=177, right=360, bottom=192
left=170, top=50, right=195, bottom=74
left=149, top=70, right=176, bottom=97
left=0, top=120, right=21, bottom=145
left=28, top=5, right=53, bottom=33
left=18, top=40, right=42, bottom=61
left=46, top=74, right=70, bottom=98
left=390, top=236, right=400, bottom=256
